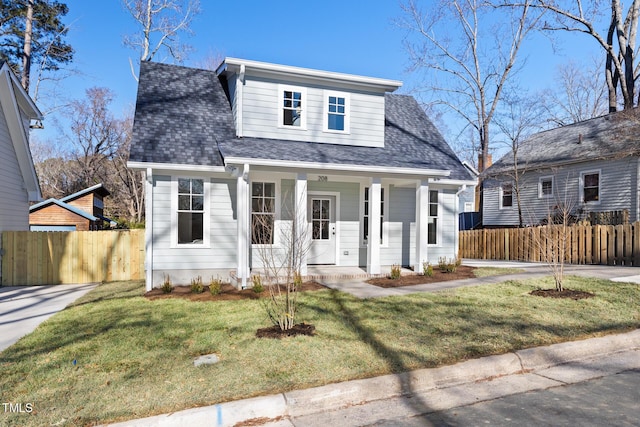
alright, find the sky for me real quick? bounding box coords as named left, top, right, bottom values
left=33, top=0, right=603, bottom=157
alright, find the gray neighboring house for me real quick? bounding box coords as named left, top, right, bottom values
left=128, top=59, right=476, bottom=290
left=482, top=111, right=640, bottom=227
left=0, top=61, right=42, bottom=232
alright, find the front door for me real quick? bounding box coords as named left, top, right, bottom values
left=308, top=196, right=336, bottom=264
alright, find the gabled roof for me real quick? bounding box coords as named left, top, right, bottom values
left=60, top=183, right=110, bottom=202
left=485, top=110, right=640, bottom=176
left=29, top=198, right=98, bottom=221
left=130, top=61, right=233, bottom=167
left=129, top=61, right=474, bottom=182
left=0, top=62, right=42, bottom=201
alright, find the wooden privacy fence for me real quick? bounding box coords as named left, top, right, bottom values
left=1, top=230, right=145, bottom=286
left=459, top=222, right=640, bottom=266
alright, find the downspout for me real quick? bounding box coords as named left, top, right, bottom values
left=236, top=64, right=245, bottom=138
left=636, top=157, right=640, bottom=222
left=145, top=168, right=154, bottom=292
left=455, top=185, right=467, bottom=259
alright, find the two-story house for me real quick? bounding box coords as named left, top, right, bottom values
left=129, top=59, right=476, bottom=290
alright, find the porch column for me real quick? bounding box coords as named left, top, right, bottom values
left=367, top=178, right=382, bottom=274
left=145, top=168, right=153, bottom=292
left=414, top=180, right=429, bottom=272
left=295, top=173, right=308, bottom=276
left=236, top=164, right=250, bottom=288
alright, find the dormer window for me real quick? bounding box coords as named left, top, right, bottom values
left=279, top=85, right=306, bottom=129
left=324, top=91, right=350, bottom=133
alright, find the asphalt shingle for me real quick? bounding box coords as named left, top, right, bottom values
left=130, top=62, right=473, bottom=181
left=486, top=111, right=640, bottom=176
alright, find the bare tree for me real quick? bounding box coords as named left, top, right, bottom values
left=66, top=87, right=125, bottom=190
left=110, top=113, right=145, bottom=223
left=542, top=58, right=609, bottom=126
left=122, top=0, right=200, bottom=79
left=252, top=190, right=311, bottom=332
left=503, top=0, right=640, bottom=112
left=398, top=0, right=544, bottom=172
left=495, top=91, right=549, bottom=226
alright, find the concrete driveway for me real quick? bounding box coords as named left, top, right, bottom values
left=0, top=283, right=98, bottom=352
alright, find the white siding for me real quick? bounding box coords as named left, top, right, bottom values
left=151, top=176, right=238, bottom=277
left=238, top=76, right=386, bottom=147
left=0, top=102, right=29, bottom=231
left=483, top=157, right=640, bottom=226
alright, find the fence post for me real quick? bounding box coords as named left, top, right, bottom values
left=504, top=229, right=510, bottom=260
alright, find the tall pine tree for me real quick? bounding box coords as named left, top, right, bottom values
left=0, top=0, right=73, bottom=93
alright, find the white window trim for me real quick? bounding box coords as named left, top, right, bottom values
left=580, top=169, right=602, bottom=205
left=277, top=84, right=307, bottom=130
left=170, top=176, right=211, bottom=248
left=499, top=183, right=514, bottom=210
left=250, top=179, right=282, bottom=248
left=428, top=189, right=441, bottom=247
left=360, top=183, right=389, bottom=248
left=323, top=90, right=351, bottom=134
left=538, top=176, right=554, bottom=199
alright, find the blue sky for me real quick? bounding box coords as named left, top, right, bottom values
left=35, top=1, right=602, bottom=151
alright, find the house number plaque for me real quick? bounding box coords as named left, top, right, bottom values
left=318, top=176, right=328, bottom=182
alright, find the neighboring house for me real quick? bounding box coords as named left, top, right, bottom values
left=29, top=184, right=114, bottom=231
left=129, top=59, right=476, bottom=290
left=482, top=111, right=640, bottom=227
left=0, top=61, right=42, bottom=232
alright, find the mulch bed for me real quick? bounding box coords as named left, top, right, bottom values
left=366, top=265, right=477, bottom=288
left=144, top=281, right=326, bottom=301
left=255, top=323, right=316, bottom=339
left=530, top=289, right=595, bottom=300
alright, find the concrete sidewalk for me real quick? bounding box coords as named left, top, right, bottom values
left=107, top=329, right=640, bottom=427
left=0, top=283, right=98, bottom=352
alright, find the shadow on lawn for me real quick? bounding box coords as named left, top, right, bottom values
left=313, top=288, right=636, bottom=424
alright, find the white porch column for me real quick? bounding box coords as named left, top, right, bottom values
left=236, top=164, right=250, bottom=288
left=145, top=168, right=154, bottom=292
left=367, top=178, right=382, bottom=275
left=295, top=173, right=308, bottom=276
left=414, top=180, right=429, bottom=272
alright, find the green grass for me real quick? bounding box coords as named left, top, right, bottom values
left=1, top=276, right=638, bottom=426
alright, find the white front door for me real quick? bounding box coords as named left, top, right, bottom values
left=308, top=196, right=336, bottom=264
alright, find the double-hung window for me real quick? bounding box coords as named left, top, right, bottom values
left=279, top=85, right=306, bottom=129
left=251, top=182, right=276, bottom=244
left=501, top=183, right=513, bottom=208
left=363, top=186, right=385, bottom=244
left=324, top=91, right=350, bottom=133
left=176, top=178, right=206, bottom=245
left=581, top=171, right=600, bottom=203
left=428, top=190, right=438, bottom=245
left=539, top=176, right=554, bottom=198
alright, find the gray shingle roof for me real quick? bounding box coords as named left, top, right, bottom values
left=130, top=62, right=473, bottom=181
left=130, top=61, right=234, bottom=166
left=486, top=111, right=640, bottom=176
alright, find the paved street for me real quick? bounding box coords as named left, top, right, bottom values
left=366, top=369, right=640, bottom=427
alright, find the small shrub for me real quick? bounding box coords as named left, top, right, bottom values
left=423, top=261, right=434, bottom=277
left=190, top=276, right=204, bottom=293
left=160, top=275, right=173, bottom=293
left=389, top=264, right=401, bottom=280
left=252, top=275, right=264, bottom=293
left=209, top=276, right=223, bottom=295
left=439, top=257, right=461, bottom=273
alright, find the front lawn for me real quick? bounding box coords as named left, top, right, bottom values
left=0, top=276, right=638, bottom=426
